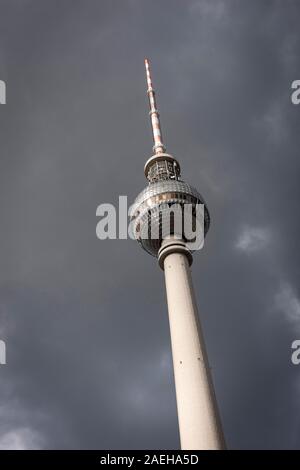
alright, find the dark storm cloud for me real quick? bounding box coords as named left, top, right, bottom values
left=0, top=0, right=300, bottom=449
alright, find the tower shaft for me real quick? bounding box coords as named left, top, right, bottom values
left=159, top=239, right=225, bottom=450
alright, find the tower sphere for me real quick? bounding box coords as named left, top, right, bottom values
left=131, top=156, right=210, bottom=258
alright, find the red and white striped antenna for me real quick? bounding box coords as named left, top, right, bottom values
left=145, top=58, right=166, bottom=155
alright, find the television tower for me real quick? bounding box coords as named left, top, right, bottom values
left=131, top=59, right=225, bottom=450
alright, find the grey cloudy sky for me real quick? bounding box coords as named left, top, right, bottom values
left=0, top=0, right=300, bottom=450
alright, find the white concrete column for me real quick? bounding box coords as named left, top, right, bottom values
left=159, top=242, right=225, bottom=450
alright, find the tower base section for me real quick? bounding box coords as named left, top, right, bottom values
left=159, top=239, right=225, bottom=450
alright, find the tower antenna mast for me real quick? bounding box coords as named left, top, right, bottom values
left=145, top=58, right=166, bottom=155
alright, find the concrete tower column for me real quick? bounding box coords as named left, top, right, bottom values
left=158, top=239, right=225, bottom=450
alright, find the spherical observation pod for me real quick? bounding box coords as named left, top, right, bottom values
left=130, top=180, right=210, bottom=257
